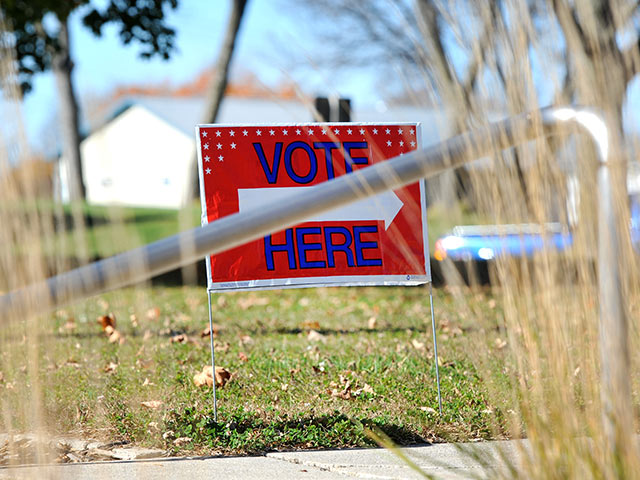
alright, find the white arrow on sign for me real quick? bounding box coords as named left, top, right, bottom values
left=238, top=187, right=403, bottom=230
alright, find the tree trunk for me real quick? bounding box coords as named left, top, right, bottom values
left=53, top=17, right=85, bottom=201
left=202, top=0, right=249, bottom=124
left=187, top=0, right=249, bottom=202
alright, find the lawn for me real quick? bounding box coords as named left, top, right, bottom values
left=0, top=284, right=513, bottom=456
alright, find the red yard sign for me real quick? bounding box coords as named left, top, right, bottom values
left=196, top=123, right=430, bottom=291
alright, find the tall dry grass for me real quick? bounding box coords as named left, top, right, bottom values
left=1, top=0, right=640, bottom=478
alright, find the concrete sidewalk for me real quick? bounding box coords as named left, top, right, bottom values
left=0, top=440, right=525, bottom=480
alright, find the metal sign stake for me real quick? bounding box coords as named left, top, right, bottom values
left=428, top=282, right=442, bottom=414
left=207, top=290, right=218, bottom=422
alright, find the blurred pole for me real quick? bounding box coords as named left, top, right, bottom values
left=0, top=107, right=629, bottom=455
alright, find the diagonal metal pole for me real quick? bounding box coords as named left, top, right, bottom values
left=0, top=106, right=628, bottom=454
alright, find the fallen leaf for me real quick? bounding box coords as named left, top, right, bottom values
left=193, top=371, right=209, bottom=387
left=420, top=406, right=437, bottom=414
left=162, top=430, right=175, bottom=440
left=494, top=338, right=507, bottom=350
left=298, top=297, right=310, bottom=307
left=194, top=365, right=232, bottom=387
left=411, top=339, right=426, bottom=351
left=141, top=400, right=163, bottom=410
left=215, top=341, right=230, bottom=353
left=367, top=317, right=377, bottom=329
left=281, top=383, right=289, bottom=391
left=238, top=352, right=248, bottom=362
left=239, top=334, right=253, bottom=345
left=201, top=325, right=219, bottom=338
left=289, top=368, right=300, bottom=377
left=173, top=437, right=192, bottom=446
left=142, top=377, right=153, bottom=386
left=130, top=314, right=138, bottom=328
left=64, top=319, right=76, bottom=332
left=108, top=329, right=125, bottom=344
left=362, top=383, right=375, bottom=395
left=146, top=307, right=161, bottom=321
left=238, top=296, right=269, bottom=310
left=300, top=320, right=321, bottom=330
left=97, top=313, right=116, bottom=331
left=103, top=362, right=118, bottom=373
left=170, top=334, right=189, bottom=344
left=143, top=330, right=153, bottom=341
left=307, top=330, right=327, bottom=343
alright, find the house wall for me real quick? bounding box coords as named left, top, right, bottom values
left=81, top=105, right=194, bottom=209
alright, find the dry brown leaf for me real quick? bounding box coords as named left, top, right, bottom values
left=281, top=383, right=289, bottom=391
left=239, top=334, right=253, bottom=345
left=97, top=313, right=116, bottom=331
left=193, top=371, right=209, bottom=387
left=173, top=437, right=192, bottom=446
left=494, top=338, right=507, bottom=350
left=194, top=365, right=232, bottom=387
left=289, top=368, right=300, bottom=377
left=142, top=377, right=153, bottom=386
left=367, top=317, right=377, bottom=329
left=103, top=362, right=118, bottom=373
left=301, top=320, right=321, bottom=330
left=141, top=400, right=163, bottom=410
left=143, top=330, right=153, bottom=341
left=237, top=296, right=269, bottom=310
left=411, top=339, right=426, bottom=351
left=108, top=329, right=125, bottom=344
left=146, top=307, right=161, bottom=321
left=201, top=325, right=220, bottom=338
left=362, top=383, right=375, bottom=395
left=170, top=334, right=189, bottom=344
left=420, top=406, right=437, bottom=414
left=238, top=352, right=249, bottom=362
left=307, top=330, right=327, bottom=343
left=64, top=319, right=76, bottom=331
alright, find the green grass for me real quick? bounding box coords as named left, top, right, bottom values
left=0, top=285, right=513, bottom=455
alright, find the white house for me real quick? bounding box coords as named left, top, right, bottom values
left=56, top=95, right=452, bottom=209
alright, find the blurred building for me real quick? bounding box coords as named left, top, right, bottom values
left=55, top=93, right=451, bottom=209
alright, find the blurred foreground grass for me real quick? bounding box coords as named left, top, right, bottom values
left=0, top=284, right=511, bottom=455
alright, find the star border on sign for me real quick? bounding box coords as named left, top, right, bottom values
left=204, top=155, right=210, bottom=162
left=205, top=167, right=212, bottom=174
left=218, top=155, right=224, bottom=162
left=202, top=131, right=208, bottom=138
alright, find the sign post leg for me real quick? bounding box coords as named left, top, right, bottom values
left=207, top=290, right=218, bottom=422
left=428, top=282, right=442, bottom=414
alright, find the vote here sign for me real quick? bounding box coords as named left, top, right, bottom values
left=196, top=123, right=430, bottom=291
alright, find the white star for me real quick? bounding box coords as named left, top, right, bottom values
left=202, top=131, right=208, bottom=138
left=215, top=131, right=221, bottom=137
left=283, top=129, right=288, bottom=135
left=373, top=128, right=378, bottom=134
left=410, top=129, right=415, bottom=135
left=296, top=129, right=301, bottom=135
left=243, top=130, right=248, bottom=136
left=334, top=129, right=340, bottom=134
left=359, top=128, right=365, bottom=135
left=322, top=128, right=327, bottom=134
left=399, top=141, right=404, bottom=146
left=269, top=129, right=275, bottom=136
left=347, top=128, right=352, bottom=134
left=205, top=167, right=212, bottom=174
left=386, top=140, right=392, bottom=146
left=218, top=155, right=224, bottom=162
left=385, top=128, right=391, bottom=134
left=229, top=130, right=235, bottom=137
left=217, top=143, right=222, bottom=149
left=231, top=142, right=236, bottom=149
left=410, top=141, right=416, bottom=147
left=203, top=143, right=209, bottom=150
left=308, top=129, right=314, bottom=135
left=256, top=129, right=262, bottom=136
left=398, top=128, right=403, bottom=134
left=204, top=155, right=210, bottom=162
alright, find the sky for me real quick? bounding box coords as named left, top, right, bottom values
left=8, top=0, right=640, bottom=156
left=14, top=0, right=383, bottom=154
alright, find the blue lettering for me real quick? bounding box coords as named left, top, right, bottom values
left=313, top=142, right=339, bottom=180
left=284, top=141, right=318, bottom=184
left=354, top=225, right=382, bottom=266
left=254, top=142, right=283, bottom=184
left=296, top=227, right=326, bottom=269
left=324, top=226, right=355, bottom=267
left=264, top=228, right=297, bottom=270
left=344, top=141, right=369, bottom=173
